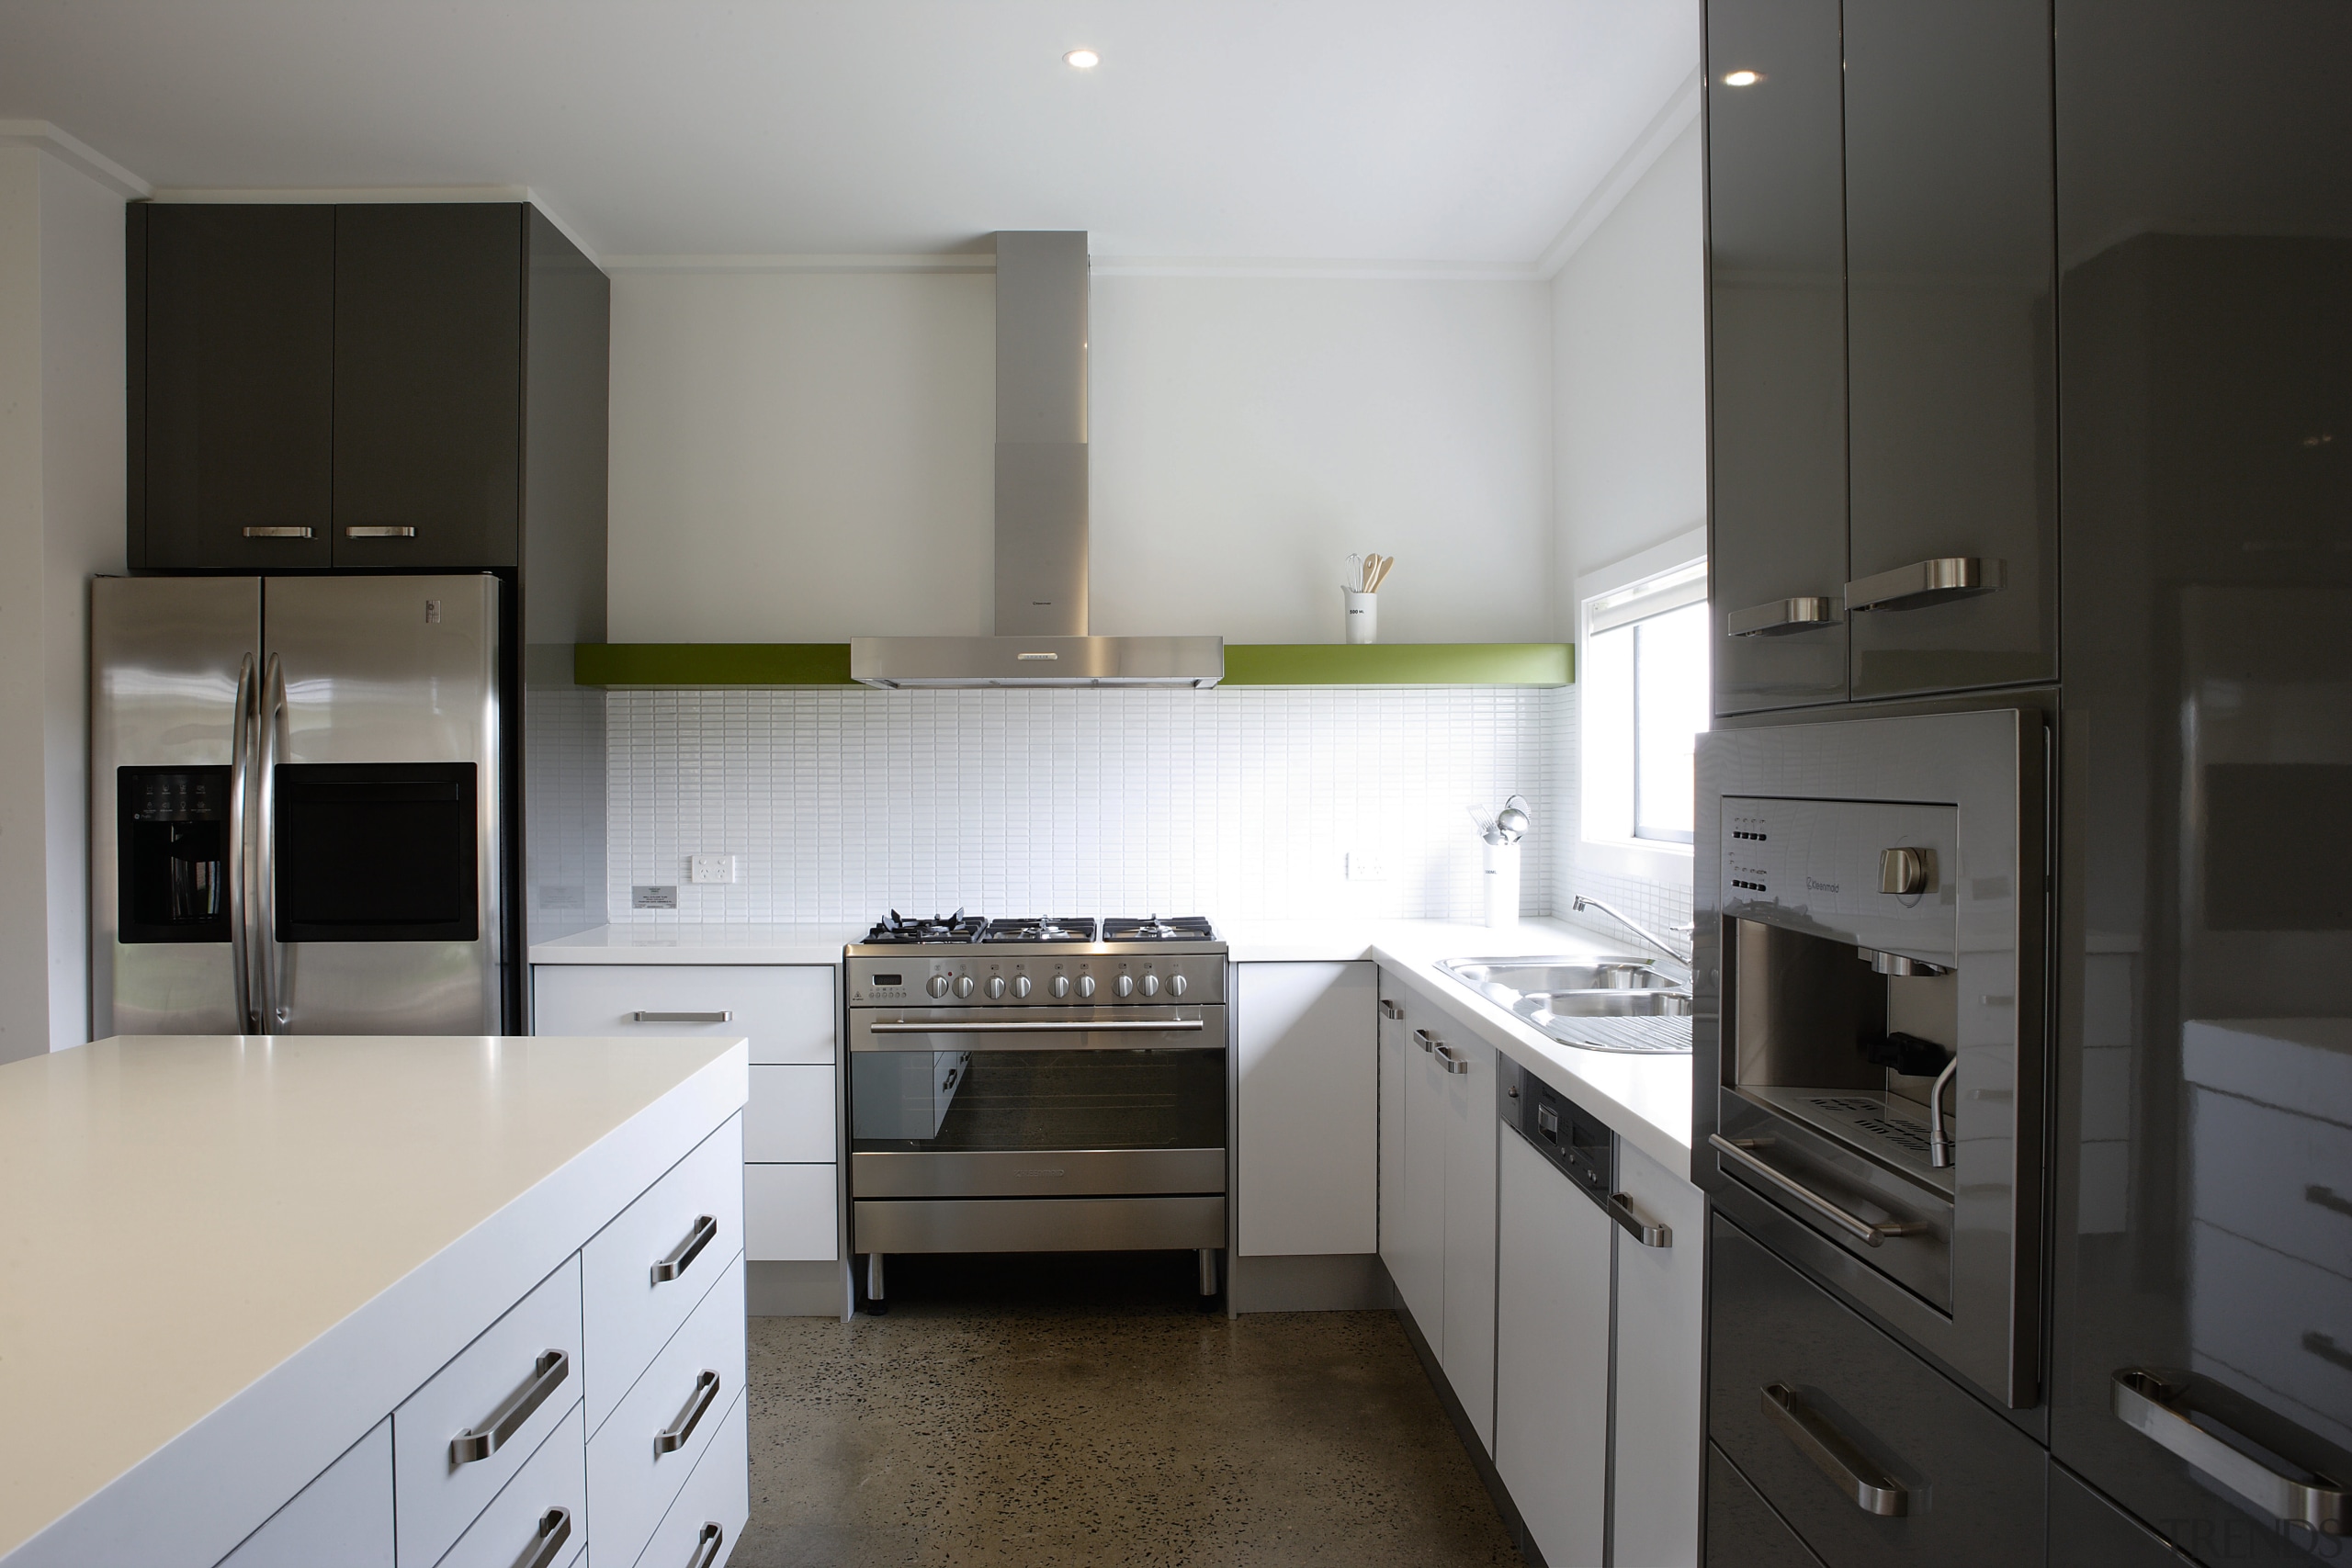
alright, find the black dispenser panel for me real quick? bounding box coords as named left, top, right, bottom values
left=118, top=766, right=234, bottom=943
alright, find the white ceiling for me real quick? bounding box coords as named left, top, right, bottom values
left=0, top=0, right=1698, bottom=267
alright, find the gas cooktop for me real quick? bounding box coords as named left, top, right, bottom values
left=854, top=912, right=1217, bottom=948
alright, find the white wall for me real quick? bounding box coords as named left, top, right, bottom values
left=1550, top=121, right=1706, bottom=630
left=605, top=266, right=1553, bottom=644
left=0, top=144, right=127, bottom=1060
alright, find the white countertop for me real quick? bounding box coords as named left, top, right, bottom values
left=0, top=1033, right=746, bottom=1566
left=531, top=917, right=1694, bottom=1176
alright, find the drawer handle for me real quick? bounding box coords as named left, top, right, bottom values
left=240, top=526, right=314, bottom=539
left=1432, top=1042, right=1471, bottom=1076
left=519, top=1506, right=571, bottom=1568
left=1845, top=556, right=2004, bottom=612
left=1760, top=1383, right=1908, bottom=1517
left=344, top=525, right=416, bottom=537
left=633, top=1010, right=733, bottom=1023
left=656, top=1369, right=722, bottom=1455
left=1602, top=1192, right=1672, bottom=1248
left=2112, top=1369, right=2347, bottom=1534
left=1411, top=1028, right=1437, bottom=1055
left=2308, top=1183, right=2352, bottom=1220
left=1708, top=1134, right=1929, bottom=1248
left=654, top=1214, right=719, bottom=1284
left=1726, top=596, right=1841, bottom=637
left=1380, top=998, right=1404, bottom=1021
left=686, top=1522, right=726, bottom=1568
left=450, top=1348, right=570, bottom=1465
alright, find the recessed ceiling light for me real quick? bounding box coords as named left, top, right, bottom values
left=1065, top=48, right=1101, bottom=70
left=1722, top=69, right=1764, bottom=86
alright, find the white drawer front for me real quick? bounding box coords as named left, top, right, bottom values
left=435, top=1401, right=586, bottom=1568
left=637, top=1388, right=750, bottom=1568
left=392, top=1256, right=584, bottom=1568
left=219, top=1418, right=392, bottom=1568
left=533, top=964, right=836, bottom=1065
left=747, top=1065, right=835, bottom=1162
left=588, top=1250, right=749, bottom=1568
left=744, top=1161, right=840, bottom=1262
left=582, top=1115, right=746, bottom=1436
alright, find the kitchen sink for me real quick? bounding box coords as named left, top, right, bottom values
left=1437, top=955, right=1694, bottom=1055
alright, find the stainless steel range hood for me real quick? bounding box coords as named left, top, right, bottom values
left=851, top=231, right=1222, bottom=689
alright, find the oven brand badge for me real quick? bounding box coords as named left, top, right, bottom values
left=1806, top=877, right=1840, bottom=893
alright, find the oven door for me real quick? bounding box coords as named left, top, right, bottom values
left=848, top=1005, right=1228, bottom=1199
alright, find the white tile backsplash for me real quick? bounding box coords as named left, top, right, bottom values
left=605, top=685, right=1564, bottom=924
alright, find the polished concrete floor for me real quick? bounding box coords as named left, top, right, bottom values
left=729, top=1253, right=1523, bottom=1568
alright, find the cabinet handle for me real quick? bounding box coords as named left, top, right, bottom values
left=1602, top=1192, right=1672, bottom=1248
left=450, top=1348, right=570, bottom=1464
left=1760, top=1383, right=1909, bottom=1517
left=1845, top=557, right=2004, bottom=612
left=518, top=1506, right=571, bottom=1568
left=633, top=1010, right=732, bottom=1023
left=2111, top=1370, right=2347, bottom=1534
left=343, top=525, right=416, bottom=537
left=2308, top=1333, right=2352, bottom=1375
left=1380, top=998, right=1404, bottom=1021
left=240, top=526, right=314, bottom=538
left=685, top=1522, right=727, bottom=1568
left=1411, top=1028, right=1437, bottom=1055
left=2307, top=1183, right=2352, bottom=1219
left=1708, top=1134, right=1929, bottom=1248
left=656, top=1369, right=722, bottom=1455
left=1432, top=1042, right=1471, bottom=1076
left=653, top=1214, right=718, bottom=1284
left=1726, top=596, right=1841, bottom=637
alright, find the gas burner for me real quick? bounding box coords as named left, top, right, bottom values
left=1102, top=914, right=1216, bottom=942
left=864, top=908, right=986, bottom=945
left=982, top=918, right=1100, bottom=943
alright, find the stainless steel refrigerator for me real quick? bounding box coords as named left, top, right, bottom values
left=92, top=574, right=503, bottom=1036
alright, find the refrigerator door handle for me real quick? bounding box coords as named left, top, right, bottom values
left=2112, top=1370, right=2349, bottom=1535
left=254, top=654, right=288, bottom=1032
left=228, top=653, right=256, bottom=1032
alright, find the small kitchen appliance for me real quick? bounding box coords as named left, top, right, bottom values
left=844, top=913, right=1229, bottom=1308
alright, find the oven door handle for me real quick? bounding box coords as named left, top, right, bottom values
left=1709, top=1134, right=1929, bottom=1247
left=867, top=1018, right=1206, bottom=1034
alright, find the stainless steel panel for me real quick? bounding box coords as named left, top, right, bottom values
left=1696, top=707, right=2046, bottom=1408
left=852, top=1195, right=1227, bottom=1254
left=91, top=576, right=260, bottom=1037
left=264, top=575, right=502, bottom=1033
left=852, top=1148, right=1227, bottom=1199
left=847, top=635, right=1223, bottom=688
left=847, top=947, right=1227, bottom=1005
left=849, top=1006, right=1225, bottom=1054
left=993, top=444, right=1089, bottom=637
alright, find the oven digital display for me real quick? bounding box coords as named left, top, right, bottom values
left=872, top=974, right=902, bottom=986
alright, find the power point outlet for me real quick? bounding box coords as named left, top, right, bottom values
left=1347, top=851, right=1388, bottom=882
left=689, top=854, right=740, bottom=885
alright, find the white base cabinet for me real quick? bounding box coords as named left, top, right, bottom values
left=535, top=964, right=842, bottom=1262
left=1236, top=963, right=1378, bottom=1257
left=1608, top=1136, right=1705, bottom=1568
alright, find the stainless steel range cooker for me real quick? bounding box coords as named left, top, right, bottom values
left=843, top=914, right=1229, bottom=1308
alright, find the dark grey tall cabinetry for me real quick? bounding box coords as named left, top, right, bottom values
left=123, top=200, right=612, bottom=1027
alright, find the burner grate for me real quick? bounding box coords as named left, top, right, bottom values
left=982, top=918, right=1100, bottom=943
left=1102, top=914, right=1216, bottom=942
left=865, top=908, right=986, bottom=945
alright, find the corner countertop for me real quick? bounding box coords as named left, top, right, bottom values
left=528, top=918, right=1693, bottom=1178
left=0, top=1033, right=747, bottom=1568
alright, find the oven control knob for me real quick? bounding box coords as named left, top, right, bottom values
left=1141, top=974, right=1160, bottom=997
left=987, top=976, right=1006, bottom=998
left=1049, top=975, right=1070, bottom=998
left=1076, top=974, right=1096, bottom=999
left=927, top=975, right=951, bottom=998
left=1169, top=974, right=1189, bottom=998
left=1114, top=974, right=1135, bottom=998
left=955, top=975, right=977, bottom=998
left=1013, top=975, right=1033, bottom=998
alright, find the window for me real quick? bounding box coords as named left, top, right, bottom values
left=1581, top=545, right=1709, bottom=856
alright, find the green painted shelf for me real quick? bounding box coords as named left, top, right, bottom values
left=572, top=641, right=1572, bottom=689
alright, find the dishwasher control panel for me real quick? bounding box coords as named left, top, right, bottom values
left=1502, top=1061, right=1615, bottom=1200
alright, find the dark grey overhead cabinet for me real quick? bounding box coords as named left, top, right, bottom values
left=130, top=202, right=601, bottom=574
left=1706, top=0, right=2058, bottom=712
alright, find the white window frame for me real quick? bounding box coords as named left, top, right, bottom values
left=1577, top=526, right=1709, bottom=883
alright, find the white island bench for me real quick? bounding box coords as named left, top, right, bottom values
left=0, top=1033, right=751, bottom=1568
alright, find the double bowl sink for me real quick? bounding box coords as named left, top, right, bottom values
left=1437, top=957, right=1693, bottom=1055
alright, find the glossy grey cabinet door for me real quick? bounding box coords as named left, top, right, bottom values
left=138, top=204, right=335, bottom=570
left=2049, top=4, right=2352, bottom=1562
left=1842, top=0, right=2056, bottom=700
left=2047, top=1463, right=2190, bottom=1568
left=333, top=204, right=522, bottom=570
left=1705, top=0, right=1849, bottom=714
left=1708, top=1445, right=1826, bottom=1567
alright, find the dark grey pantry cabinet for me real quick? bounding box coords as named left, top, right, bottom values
left=1706, top=0, right=2059, bottom=714
left=127, top=201, right=600, bottom=574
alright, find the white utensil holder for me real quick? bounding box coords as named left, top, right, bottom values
left=1484, top=840, right=1521, bottom=929
left=1343, top=590, right=1377, bottom=645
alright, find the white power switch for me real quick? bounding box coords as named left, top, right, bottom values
left=689, top=854, right=740, bottom=885
left=1347, top=851, right=1387, bottom=882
